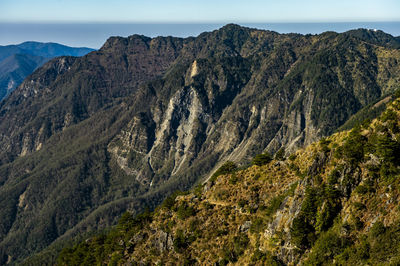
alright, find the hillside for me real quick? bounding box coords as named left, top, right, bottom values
left=58, top=95, right=400, bottom=265
left=1, top=24, right=400, bottom=263
left=0, top=54, right=48, bottom=100
left=0, top=42, right=94, bottom=101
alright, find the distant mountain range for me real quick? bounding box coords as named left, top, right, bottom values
left=0, top=42, right=94, bottom=101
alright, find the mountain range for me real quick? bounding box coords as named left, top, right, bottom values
left=0, top=42, right=94, bottom=101
left=0, top=24, right=400, bottom=264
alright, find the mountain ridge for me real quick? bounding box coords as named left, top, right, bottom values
left=1, top=24, right=400, bottom=263
left=0, top=41, right=95, bottom=60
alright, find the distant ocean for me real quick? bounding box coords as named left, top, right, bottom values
left=0, top=22, right=399, bottom=49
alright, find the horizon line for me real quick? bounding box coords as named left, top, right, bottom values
left=1, top=20, right=400, bottom=24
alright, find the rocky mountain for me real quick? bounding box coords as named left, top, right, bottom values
left=0, top=42, right=94, bottom=101
left=0, top=24, right=400, bottom=264
left=58, top=94, right=400, bottom=265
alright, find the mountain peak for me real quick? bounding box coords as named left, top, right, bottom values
left=216, top=23, right=253, bottom=36
left=101, top=34, right=153, bottom=51
left=344, top=28, right=400, bottom=48
left=219, top=23, right=245, bottom=31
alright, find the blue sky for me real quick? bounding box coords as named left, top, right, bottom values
left=1, top=0, right=400, bottom=23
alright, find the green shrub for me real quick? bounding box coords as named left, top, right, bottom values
left=333, top=223, right=400, bottom=266
left=232, top=234, right=250, bottom=258
left=215, top=189, right=229, bottom=200
left=356, top=238, right=370, bottom=260
left=306, top=230, right=348, bottom=265
left=251, top=250, right=284, bottom=265
left=219, top=234, right=250, bottom=263
left=290, top=186, right=340, bottom=248
left=162, top=191, right=185, bottom=210
left=251, top=249, right=266, bottom=262
left=288, top=154, right=297, bottom=161
left=291, top=214, right=316, bottom=249
left=274, top=148, right=286, bottom=161
left=177, top=203, right=195, bottom=220
left=288, top=163, right=299, bottom=172
left=252, top=153, right=272, bottom=166
left=173, top=229, right=188, bottom=252
left=379, top=162, right=400, bottom=183
left=117, top=212, right=134, bottom=232
left=238, top=199, right=247, bottom=208
left=210, top=161, right=238, bottom=183
left=381, top=108, right=397, bottom=123
left=117, top=209, right=152, bottom=233
left=328, top=167, right=341, bottom=185
left=370, top=221, right=385, bottom=237
left=315, top=200, right=341, bottom=233
left=354, top=185, right=369, bottom=195
left=353, top=202, right=366, bottom=211
left=319, top=138, right=331, bottom=153
left=265, top=194, right=285, bottom=217
left=342, top=127, right=367, bottom=165
left=229, top=173, right=239, bottom=184
left=250, top=218, right=265, bottom=233
left=291, top=189, right=319, bottom=248
left=375, top=134, right=400, bottom=163
left=109, top=252, right=124, bottom=266
left=352, top=215, right=364, bottom=230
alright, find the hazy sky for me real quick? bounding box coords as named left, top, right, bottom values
left=1, top=0, right=400, bottom=23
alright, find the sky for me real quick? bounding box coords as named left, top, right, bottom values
left=1, top=0, right=400, bottom=23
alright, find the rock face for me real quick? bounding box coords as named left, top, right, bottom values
left=1, top=25, right=400, bottom=263
left=152, top=230, right=174, bottom=253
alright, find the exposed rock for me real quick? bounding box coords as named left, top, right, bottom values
left=307, top=152, right=328, bottom=177
left=152, top=230, right=173, bottom=252
left=239, top=221, right=252, bottom=232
